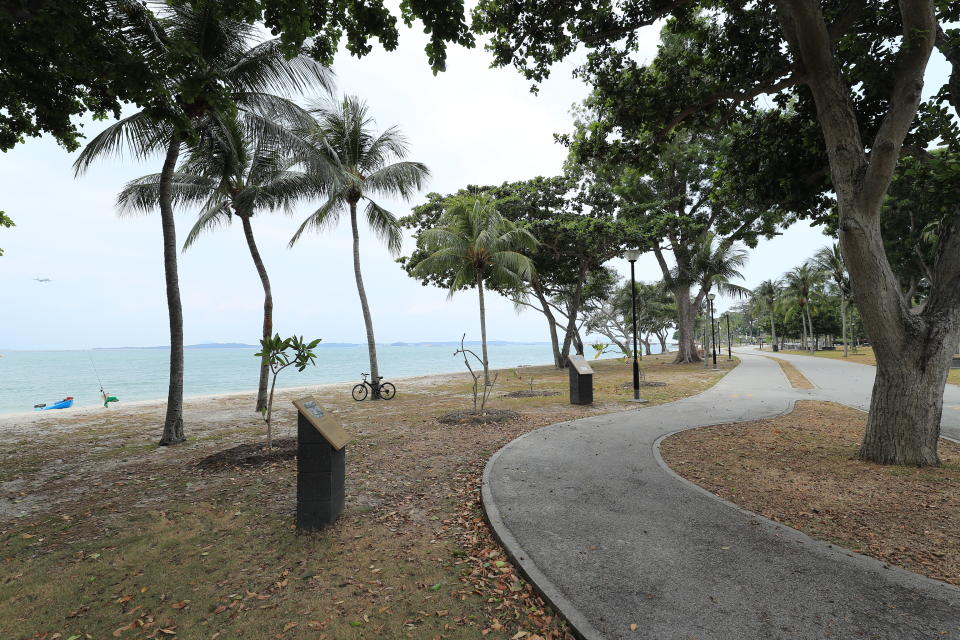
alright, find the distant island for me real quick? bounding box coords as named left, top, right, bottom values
left=94, top=340, right=549, bottom=350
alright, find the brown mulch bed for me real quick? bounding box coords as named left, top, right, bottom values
left=197, top=437, right=297, bottom=469
left=500, top=390, right=562, bottom=398
left=764, top=356, right=814, bottom=389
left=438, top=409, right=521, bottom=425
left=660, top=401, right=960, bottom=585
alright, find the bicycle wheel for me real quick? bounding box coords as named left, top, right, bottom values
left=351, top=384, right=368, bottom=401
left=379, top=382, right=396, bottom=400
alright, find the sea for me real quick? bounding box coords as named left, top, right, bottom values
left=0, top=342, right=666, bottom=416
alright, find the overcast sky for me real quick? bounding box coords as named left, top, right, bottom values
left=0, top=19, right=953, bottom=350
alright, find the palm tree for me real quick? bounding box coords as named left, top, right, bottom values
left=289, top=96, right=427, bottom=397
left=117, top=118, right=321, bottom=412
left=813, top=243, right=851, bottom=357
left=74, top=2, right=333, bottom=444
left=783, top=264, right=823, bottom=351
left=754, top=279, right=782, bottom=350
left=413, top=194, right=537, bottom=384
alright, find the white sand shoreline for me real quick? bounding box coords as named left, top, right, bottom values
left=0, top=363, right=544, bottom=439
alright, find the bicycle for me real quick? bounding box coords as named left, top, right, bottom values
left=352, top=373, right=396, bottom=401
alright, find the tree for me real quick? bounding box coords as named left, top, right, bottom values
left=754, top=280, right=782, bottom=351
left=813, top=244, right=851, bottom=357
left=290, top=95, right=428, bottom=397
left=782, top=264, right=824, bottom=352
left=0, top=212, right=13, bottom=257
left=118, top=116, right=323, bottom=413
left=474, top=1, right=960, bottom=465
left=584, top=279, right=675, bottom=358
left=411, top=194, right=537, bottom=384
left=1, top=1, right=471, bottom=154
left=401, top=176, right=633, bottom=368
left=255, top=334, right=321, bottom=450
left=75, top=2, right=332, bottom=445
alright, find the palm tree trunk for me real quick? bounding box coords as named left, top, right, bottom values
left=806, top=306, right=815, bottom=351
left=476, top=272, right=490, bottom=386
left=841, top=297, right=849, bottom=358
left=158, top=134, right=185, bottom=446
left=769, top=308, right=778, bottom=352
left=240, top=214, right=272, bottom=412
left=350, top=201, right=381, bottom=398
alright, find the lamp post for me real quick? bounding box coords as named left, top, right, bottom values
left=702, top=299, right=709, bottom=369
left=708, top=293, right=718, bottom=369
left=624, top=249, right=645, bottom=403
left=726, top=312, right=732, bottom=360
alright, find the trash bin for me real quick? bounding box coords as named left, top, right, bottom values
left=568, top=354, right=594, bottom=405
left=293, top=396, right=350, bottom=530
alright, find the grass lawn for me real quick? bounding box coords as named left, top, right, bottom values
left=1, top=354, right=736, bottom=640
left=661, top=401, right=960, bottom=586
left=761, top=356, right=813, bottom=389
left=779, top=346, right=960, bottom=385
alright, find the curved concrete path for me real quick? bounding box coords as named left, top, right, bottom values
left=482, top=350, right=960, bottom=639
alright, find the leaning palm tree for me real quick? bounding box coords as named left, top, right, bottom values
left=754, top=279, right=782, bottom=350
left=813, top=243, right=851, bottom=357
left=74, top=2, right=333, bottom=445
left=413, top=194, right=538, bottom=384
left=290, top=96, right=428, bottom=397
left=117, top=118, right=321, bottom=412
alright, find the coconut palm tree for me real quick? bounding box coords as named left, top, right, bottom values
left=73, top=2, right=333, bottom=444
left=413, top=194, right=537, bottom=384
left=754, top=279, right=782, bottom=350
left=813, top=243, right=851, bottom=357
left=783, top=264, right=824, bottom=351
left=289, top=96, right=428, bottom=397
left=117, top=117, right=321, bottom=412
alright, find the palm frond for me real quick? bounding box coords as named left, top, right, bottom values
left=363, top=161, right=430, bottom=200
left=73, top=112, right=171, bottom=176
left=183, top=199, right=232, bottom=249
left=289, top=193, right=346, bottom=247
left=363, top=200, right=403, bottom=255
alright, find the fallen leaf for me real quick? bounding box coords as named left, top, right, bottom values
left=282, top=622, right=298, bottom=632
left=630, top=623, right=638, bottom=632
left=112, top=621, right=136, bottom=637
left=171, top=600, right=190, bottom=609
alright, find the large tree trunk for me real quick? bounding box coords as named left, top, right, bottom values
left=158, top=134, right=185, bottom=446
left=240, top=214, right=272, bottom=412
left=533, top=279, right=564, bottom=368
left=350, top=201, right=381, bottom=398
left=559, top=263, right=588, bottom=365
left=858, top=338, right=955, bottom=465
left=774, top=0, right=950, bottom=465
left=476, top=273, right=490, bottom=385
left=671, top=284, right=701, bottom=363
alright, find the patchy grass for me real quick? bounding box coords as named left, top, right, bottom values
left=762, top=356, right=814, bottom=389
left=779, top=346, right=960, bottom=386
left=0, top=354, right=735, bottom=640
left=660, top=401, right=960, bottom=586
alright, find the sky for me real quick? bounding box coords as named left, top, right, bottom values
left=0, top=17, right=953, bottom=351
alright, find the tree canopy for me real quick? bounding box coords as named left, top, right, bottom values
left=2, top=0, right=472, bottom=152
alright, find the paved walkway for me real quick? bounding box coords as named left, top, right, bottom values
left=482, top=350, right=960, bottom=639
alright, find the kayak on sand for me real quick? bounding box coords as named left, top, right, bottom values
left=34, top=397, right=74, bottom=411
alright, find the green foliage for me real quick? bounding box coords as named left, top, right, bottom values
left=411, top=193, right=537, bottom=293
left=256, top=333, right=321, bottom=374
left=0, top=1, right=166, bottom=152
left=0, top=211, right=12, bottom=257
left=475, top=2, right=959, bottom=224
left=289, top=95, right=428, bottom=253
left=3, top=0, right=471, bottom=153
left=255, top=333, right=321, bottom=448
left=879, top=149, right=960, bottom=300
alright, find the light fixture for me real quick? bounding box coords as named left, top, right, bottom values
left=624, top=249, right=642, bottom=262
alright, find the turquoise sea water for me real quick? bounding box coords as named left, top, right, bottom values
left=0, top=343, right=663, bottom=416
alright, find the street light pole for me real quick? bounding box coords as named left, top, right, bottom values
left=707, top=293, right=717, bottom=369
left=624, top=249, right=645, bottom=403
left=726, top=313, right=732, bottom=360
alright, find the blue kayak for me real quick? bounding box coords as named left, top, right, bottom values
left=35, top=397, right=74, bottom=411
